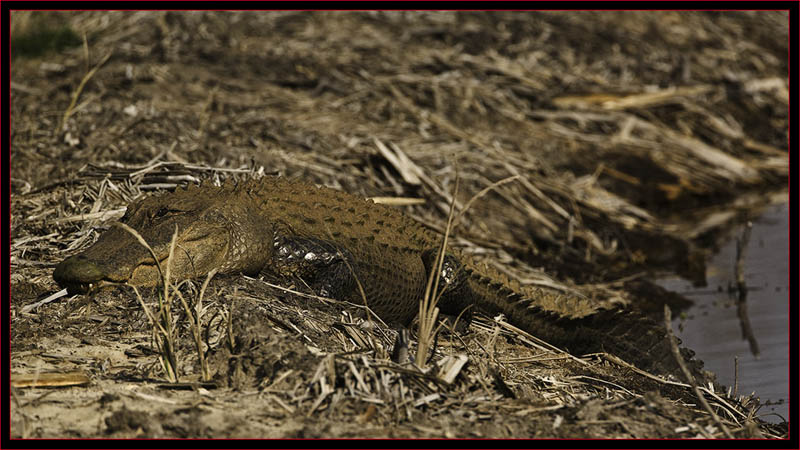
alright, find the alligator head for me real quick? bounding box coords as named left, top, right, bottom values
left=53, top=184, right=272, bottom=294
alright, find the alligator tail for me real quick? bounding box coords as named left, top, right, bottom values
left=465, top=266, right=708, bottom=383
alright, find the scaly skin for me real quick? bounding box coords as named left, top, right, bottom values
left=54, top=177, right=707, bottom=381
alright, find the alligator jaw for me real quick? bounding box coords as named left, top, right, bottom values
left=53, top=229, right=230, bottom=294
left=54, top=256, right=112, bottom=294
left=53, top=252, right=170, bottom=294
left=56, top=279, right=118, bottom=296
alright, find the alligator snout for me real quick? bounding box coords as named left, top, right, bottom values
left=53, top=255, right=109, bottom=294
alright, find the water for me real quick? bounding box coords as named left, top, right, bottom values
left=657, top=202, right=789, bottom=424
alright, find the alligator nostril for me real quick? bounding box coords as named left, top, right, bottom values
left=53, top=255, right=105, bottom=287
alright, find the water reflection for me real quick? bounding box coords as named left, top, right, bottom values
left=657, top=203, right=788, bottom=423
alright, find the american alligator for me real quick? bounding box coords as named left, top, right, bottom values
left=54, top=177, right=706, bottom=381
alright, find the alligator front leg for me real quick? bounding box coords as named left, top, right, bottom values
left=265, top=235, right=428, bottom=326
left=268, top=235, right=358, bottom=299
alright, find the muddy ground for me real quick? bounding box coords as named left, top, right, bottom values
left=8, top=11, right=789, bottom=439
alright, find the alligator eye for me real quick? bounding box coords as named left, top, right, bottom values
left=155, top=207, right=179, bottom=218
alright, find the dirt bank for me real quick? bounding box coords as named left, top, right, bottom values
left=9, top=11, right=788, bottom=439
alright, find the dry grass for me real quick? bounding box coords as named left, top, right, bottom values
left=415, top=176, right=458, bottom=368
left=120, top=223, right=217, bottom=383
left=121, top=224, right=180, bottom=382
